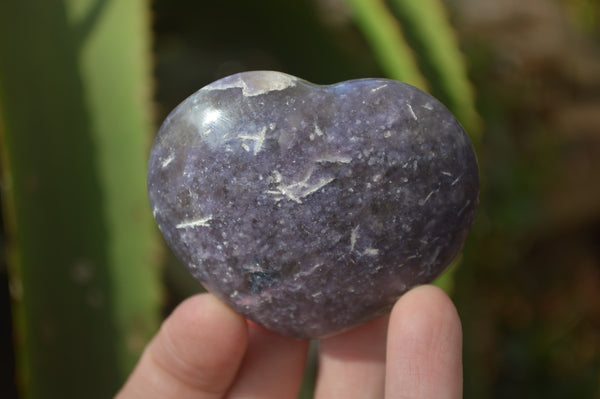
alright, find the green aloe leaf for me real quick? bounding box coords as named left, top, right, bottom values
left=342, top=0, right=429, bottom=91
left=0, top=0, right=161, bottom=397
left=387, top=0, right=483, bottom=137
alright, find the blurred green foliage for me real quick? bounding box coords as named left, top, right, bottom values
left=342, top=0, right=429, bottom=90
left=0, top=0, right=161, bottom=397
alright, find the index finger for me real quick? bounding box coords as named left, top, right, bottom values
left=117, top=294, right=248, bottom=399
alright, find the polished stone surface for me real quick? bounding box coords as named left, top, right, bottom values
left=148, top=71, right=479, bottom=339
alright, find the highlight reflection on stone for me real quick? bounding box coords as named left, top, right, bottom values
left=148, top=71, right=479, bottom=339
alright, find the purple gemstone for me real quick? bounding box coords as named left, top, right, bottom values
left=148, top=71, right=479, bottom=339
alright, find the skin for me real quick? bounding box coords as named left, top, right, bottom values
left=117, top=285, right=462, bottom=399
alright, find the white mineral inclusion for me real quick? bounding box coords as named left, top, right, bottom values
left=205, top=71, right=297, bottom=97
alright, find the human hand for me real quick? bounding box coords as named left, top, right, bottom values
left=117, top=285, right=462, bottom=398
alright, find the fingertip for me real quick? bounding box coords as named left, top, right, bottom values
left=386, top=285, right=463, bottom=399
left=390, top=285, right=461, bottom=333
left=160, top=294, right=249, bottom=383
left=118, top=294, right=248, bottom=399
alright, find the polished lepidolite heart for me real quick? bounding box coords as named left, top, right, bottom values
left=148, top=71, right=479, bottom=339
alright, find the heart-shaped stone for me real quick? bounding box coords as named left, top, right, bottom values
left=148, top=71, right=479, bottom=339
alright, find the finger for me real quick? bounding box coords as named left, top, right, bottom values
left=117, top=294, right=248, bottom=399
left=385, top=285, right=462, bottom=399
left=225, top=321, right=309, bottom=398
left=314, top=314, right=389, bottom=399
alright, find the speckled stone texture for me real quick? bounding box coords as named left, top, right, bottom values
left=148, top=71, right=479, bottom=339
